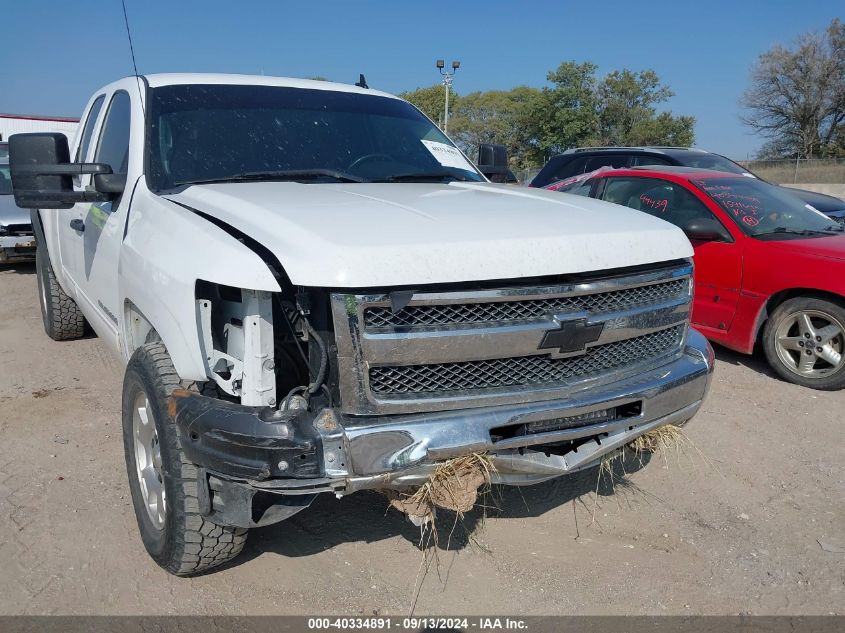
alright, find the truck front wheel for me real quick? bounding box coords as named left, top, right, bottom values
left=35, top=246, right=87, bottom=341
left=122, top=343, right=248, bottom=575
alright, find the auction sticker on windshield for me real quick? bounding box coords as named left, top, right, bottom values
left=421, top=140, right=475, bottom=171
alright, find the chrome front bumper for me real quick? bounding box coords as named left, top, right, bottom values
left=173, top=330, right=714, bottom=497
left=312, top=328, right=715, bottom=492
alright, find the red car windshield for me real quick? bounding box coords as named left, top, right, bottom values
left=692, top=177, right=842, bottom=238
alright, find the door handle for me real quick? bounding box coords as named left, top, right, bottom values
left=70, top=219, right=85, bottom=232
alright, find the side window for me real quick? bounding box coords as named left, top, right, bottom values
left=549, top=156, right=589, bottom=182
left=75, top=95, right=106, bottom=162
left=583, top=154, right=631, bottom=172
left=94, top=92, right=132, bottom=176
left=563, top=181, right=594, bottom=197
left=601, top=177, right=719, bottom=231
left=631, top=155, right=673, bottom=167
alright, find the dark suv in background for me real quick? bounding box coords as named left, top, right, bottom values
left=529, top=147, right=845, bottom=219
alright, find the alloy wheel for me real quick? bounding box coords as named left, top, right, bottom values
left=775, top=309, right=844, bottom=379
left=132, top=391, right=166, bottom=529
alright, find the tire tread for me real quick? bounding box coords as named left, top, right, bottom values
left=125, top=343, right=247, bottom=576
left=36, top=247, right=86, bottom=341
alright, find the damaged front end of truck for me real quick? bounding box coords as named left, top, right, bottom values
left=171, top=259, right=714, bottom=529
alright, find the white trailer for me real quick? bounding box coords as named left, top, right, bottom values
left=0, top=113, right=79, bottom=143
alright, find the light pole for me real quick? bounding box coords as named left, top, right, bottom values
left=436, top=59, right=460, bottom=133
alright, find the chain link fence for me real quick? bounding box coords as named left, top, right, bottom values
left=515, top=167, right=542, bottom=184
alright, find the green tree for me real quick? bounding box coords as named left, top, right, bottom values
left=449, top=86, right=542, bottom=167
left=526, top=61, right=599, bottom=161
left=626, top=112, right=695, bottom=147
left=742, top=18, right=845, bottom=158
left=397, top=62, right=694, bottom=167
left=398, top=84, right=456, bottom=125
left=596, top=69, right=674, bottom=145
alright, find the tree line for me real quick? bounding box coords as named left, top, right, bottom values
left=399, top=17, right=844, bottom=165
left=400, top=62, right=694, bottom=169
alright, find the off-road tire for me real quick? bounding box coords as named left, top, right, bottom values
left=122, top=343, right=248, bottom=575
left=35, top=246, right=86, bottom=340
left=763, top=296, right=845, bottom=391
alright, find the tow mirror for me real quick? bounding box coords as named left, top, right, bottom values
left=684, top=217, right=732, bottom=242
left=477, top=143, right=508, bottom=179
left=9, top=133, right=115, bottom=209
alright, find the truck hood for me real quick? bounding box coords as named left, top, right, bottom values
left=0, top=194, right=31, bottom=227
left=163, top=182, right=692, bottom=287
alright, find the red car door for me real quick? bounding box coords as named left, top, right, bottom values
left=687, top=235, right=743, bottom=331
left=596, top=175, right=743, bottom=331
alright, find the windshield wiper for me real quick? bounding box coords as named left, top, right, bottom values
left=373, top=170, right=472, bottom=183
left=175, top=169, right=366, bottom=186
left=754, top=227, right=835, bottom=237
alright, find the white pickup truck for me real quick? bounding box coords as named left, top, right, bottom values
left=9, top=74, right=713, bottom=575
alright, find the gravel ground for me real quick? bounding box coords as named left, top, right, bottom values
left=1, top=262, right=843, bottom=615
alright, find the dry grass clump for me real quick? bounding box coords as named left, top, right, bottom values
left=628, top=423, right=686, bottom=456
left=627, top=423, right=711, bottom=470
left=385, top=452, right=495, bottom=527
left=385, top=453, right=497, bottom=616
left=590, top=423, right=714, bottom=525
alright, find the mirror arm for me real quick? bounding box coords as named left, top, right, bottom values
left=14, top=163, right=113, bottom=177
left=21, top=190, right=115, bottom=205
left=13, top=163, right=113, bottom=177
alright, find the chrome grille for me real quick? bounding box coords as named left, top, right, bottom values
left=330, top=261, right=693, bottom=415
left=369, top=325, right=684, bottom=395
left=364, top=278, right=688, bottom=329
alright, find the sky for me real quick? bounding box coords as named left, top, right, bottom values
left=1, top=0, right=841, bottom=160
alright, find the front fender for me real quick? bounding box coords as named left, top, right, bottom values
left=119, top=186, right=280, bottom=380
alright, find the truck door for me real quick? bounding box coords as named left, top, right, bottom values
left=72, top=90, right=133, bottom=348
left=56, top=95, right=105, bottom=290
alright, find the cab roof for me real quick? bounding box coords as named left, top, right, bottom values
left=138, top=73, right=399, bottom=100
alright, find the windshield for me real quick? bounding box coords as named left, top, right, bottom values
left=0, top=144, right=11, bottom=195
left=147, top=84, right=482, bottom=189
left=692, top=177, right=841, bottom=238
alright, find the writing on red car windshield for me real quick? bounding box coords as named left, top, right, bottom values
left=697, top=182, right=761, bottom=222
left=692, top=177, right=837, bottom=237
left=639, top=193, right=668, bottom=213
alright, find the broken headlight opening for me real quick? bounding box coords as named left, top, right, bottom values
left=276, top=292, right=331, bottom=411
left=195, top=281, right=332, bottom=411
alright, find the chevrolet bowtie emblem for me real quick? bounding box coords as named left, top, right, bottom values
left=538, top=318, right=604, bottom=356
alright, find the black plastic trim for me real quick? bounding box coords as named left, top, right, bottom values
left=169, top=389, right=323, bottom=481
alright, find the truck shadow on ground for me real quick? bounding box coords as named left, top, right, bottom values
left=240, top=451, right=652, bottom=566
left=712, top=343, right=776, bottom=379
left=0, top=262, right=35, bottom=274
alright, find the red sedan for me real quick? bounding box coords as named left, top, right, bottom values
left=547, top=166, right=845, bottom=390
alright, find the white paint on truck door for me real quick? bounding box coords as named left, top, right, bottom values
left=56, top=95, right=106, bottom=294
left=73, top=90, right=133, bottom=349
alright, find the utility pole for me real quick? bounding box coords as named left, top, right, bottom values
left=436, top=59, right=460, bottom=133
